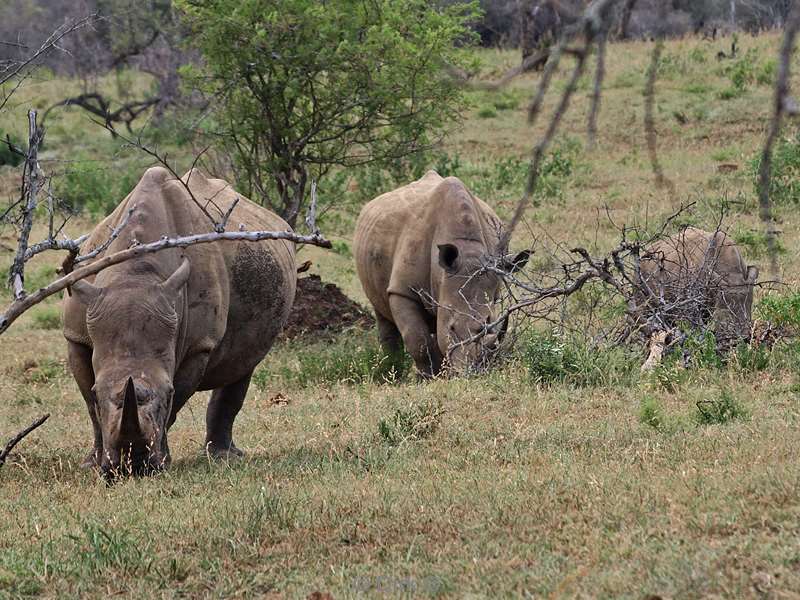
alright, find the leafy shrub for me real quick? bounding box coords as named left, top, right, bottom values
left=523, top=331, right=637, bottom=388
left=378, top=399, right=444, bottom=446
left=56, top=159, right=141, bottom=216
left=733, top=342, right=770, bottom=373
left=331, top=240, right=351, bottom=257
left=682, top=329, right=723, bottom=370
left=492, top=93, right=519, bottom=111
left=695, top=389, right=747, bottom=425
left=477, top=106, right=497, bottom=119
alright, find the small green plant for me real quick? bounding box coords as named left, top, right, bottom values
left=757, top=59, right=777, bottom=86
left=378, top=399, right=444, bottom=447
left=695, top=389, right=747, bottom=425
left=477, top=106, right=497, bottom=119
left=639, top=396, right=666, bottom=431
left=682, top=330, right=723, bottom=370
left=734, top=342, right=770, bottom=373
left=31, top=305, right=62, bottom=330
left=492, top=93, right=519, bottom=111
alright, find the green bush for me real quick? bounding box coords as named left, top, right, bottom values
left=56, top=159, right=141, bottom=216
left=477, top=106, right=497, bottom=119
left=695, top=389, right=747, bottom=425
left=757, top=292, right=800, bottom=329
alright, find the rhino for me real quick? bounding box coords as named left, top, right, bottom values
left=635, top=226, right=758, bottom=350
left=63, top=167, right=296, bottom=478
left=353, top=171, right=528, bottom=377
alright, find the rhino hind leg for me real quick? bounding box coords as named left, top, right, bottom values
left=204, top=371, right=252, bottom=460
left=67, top=341, right=103, bottom=469
left=388, top=295, right=443, bottom=379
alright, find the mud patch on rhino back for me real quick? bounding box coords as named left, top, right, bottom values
left=231, top=243, right=288, bottom=328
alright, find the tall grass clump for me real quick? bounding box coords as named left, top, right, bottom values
left=253, top=331, right=411, bottom=388
left=751, top=131, right=800, bottom=207
left=522, top=331, right=637, bottom=388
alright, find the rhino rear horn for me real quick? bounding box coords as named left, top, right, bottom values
left=121, top=377, right=142, bottom=439
left=70, top=278, right=101, bottom=306
left=162, top=258, right=191, bottom=295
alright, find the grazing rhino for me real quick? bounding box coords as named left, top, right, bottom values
left=635, top=226, right=758, bottom=349
left=63, top=167, right=296, bottom=478
left=353, top=170, right=528, bottom=377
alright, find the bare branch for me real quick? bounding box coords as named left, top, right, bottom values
left=0, top=414, right=49, bottom=470
left=757, top=3, right=800, bottom=281
left=0, top=227, right=332, bottom=335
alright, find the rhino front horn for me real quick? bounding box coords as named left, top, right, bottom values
left=121, top=377, right=142, bottom=438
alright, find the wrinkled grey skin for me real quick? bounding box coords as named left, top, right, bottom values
left=636, top=227, right=759, bottom=346
left=63, top=168, right=296, bottom=479
left=353, top=171, right=528, bottom=377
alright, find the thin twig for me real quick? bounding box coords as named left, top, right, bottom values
left=0, top=414, right=49, bottom=469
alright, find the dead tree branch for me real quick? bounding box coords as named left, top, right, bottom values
left=0, top=227, right=332, bottom=335
left=0, top=414, right=49, bottom=470
left=757, top=3, right=800, bottom=281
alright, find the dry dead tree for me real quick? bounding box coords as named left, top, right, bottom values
left=0, top=414, right=49, bottom=471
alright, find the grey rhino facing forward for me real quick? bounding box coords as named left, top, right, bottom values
left=636, top=226, right=758, bottom=347
left=63, top=167, right=296, bottom=478
left=354, top=171, right=528, bottom=377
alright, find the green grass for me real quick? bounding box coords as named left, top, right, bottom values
left=3, top=31, right=800, bottom=598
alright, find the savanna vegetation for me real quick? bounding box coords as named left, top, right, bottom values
left=2, top=2, right=800, bottom=598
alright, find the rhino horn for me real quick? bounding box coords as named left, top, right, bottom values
left=161, top=258, right=191, bottom=295
left=70, top=278, right=100, bottom=306
left=120, top=377, right=141, bottom=439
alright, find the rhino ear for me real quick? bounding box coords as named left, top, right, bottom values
left=162, top=258, right=191, bottom=295
left=746, top=265, right=759, bottom=284
left=70, top=278, right=100, bottom=306
left=437, top=244, right=460, bottom=274
left=504, top=249, right=531, bottom=273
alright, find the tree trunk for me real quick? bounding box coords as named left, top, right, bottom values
left=275, top=163, right=308, bottom=229
left=618, top=0, right=638, bottom=40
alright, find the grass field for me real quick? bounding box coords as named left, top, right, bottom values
left=3, top=32, right=800, bottom=598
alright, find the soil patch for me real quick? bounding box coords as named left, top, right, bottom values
left=281, top=274, right=374, bottom=340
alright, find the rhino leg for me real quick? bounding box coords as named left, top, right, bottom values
left=389, top=295, right=442, bottom=378
left=67, top=341, right=102, bottom=468
left=204, top=371, right=252, bottom=459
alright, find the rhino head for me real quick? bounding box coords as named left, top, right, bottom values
left=71, top=259, right=191, bottom=480
left=435, top=242, right=529, bottom=372
left=713, top=264, right=759, bottom=347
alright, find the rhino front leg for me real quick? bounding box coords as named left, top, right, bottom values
left=204, top=371, right=252, bottom=460
left=388, top=294, right=442, bottom=378
left=66, top=341, right=102, bottom=469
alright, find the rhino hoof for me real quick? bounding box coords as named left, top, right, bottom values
left=205, top=442, right=244, bottom=461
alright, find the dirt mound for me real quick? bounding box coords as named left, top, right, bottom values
left=281, top=274, right=374, bottom=340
